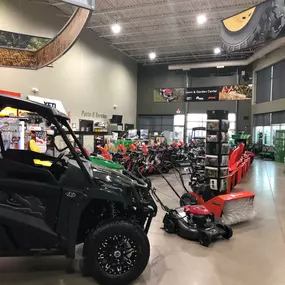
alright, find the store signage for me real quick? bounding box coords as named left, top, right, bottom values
left=61, top=0, right=95, bottom=10
left=184, top=87, right=219, bottom=102
left=154, top=85, right=252, bottom=103
left=81, top=111, right=107, bottom=119
left=27, top=95, right=67, bottom=115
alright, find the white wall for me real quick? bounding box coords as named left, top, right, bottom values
left=0, top=0, right=138, bottom=127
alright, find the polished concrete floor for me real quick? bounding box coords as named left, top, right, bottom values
left=1, top=159, right=285, bottom=285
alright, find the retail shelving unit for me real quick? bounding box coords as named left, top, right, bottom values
left=205, top=110, right=229, bottom=195
left=274, top=130, right=285, bottom=163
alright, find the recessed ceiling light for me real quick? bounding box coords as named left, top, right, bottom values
left=111, top=23, right=121, bottom=34
left=214, top=47, right=221, bottom=54
left=149, top=52, right=156, bottom=60
left=197, top=14, right=207, bottom=24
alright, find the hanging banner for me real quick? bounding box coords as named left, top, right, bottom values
left=185, top=85, right=252, bottom=102
left=61, top=0, right=95, bottom=10
left=154, top=85, right=252, bottom=103
left=153, top=88, right=184, bottom=103
left=184, top=87, right=219, bottom=102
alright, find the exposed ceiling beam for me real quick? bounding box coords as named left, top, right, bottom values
left=111, top=34, right=220, bottom=45
left=87, top=6, right=251, bottom=28
left=92, top=0, right=193, bottom=15
left=117, top=41, right=221, bottom=51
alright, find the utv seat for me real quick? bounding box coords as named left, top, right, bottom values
left=0, top=155, right=58, bottom=185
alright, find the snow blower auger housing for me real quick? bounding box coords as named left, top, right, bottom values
left=151, top=188, right=233, bottom=247
left=0, top=95, right=157, bottom=285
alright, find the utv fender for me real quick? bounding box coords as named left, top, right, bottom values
left=87, top=186, right=132, bottom=207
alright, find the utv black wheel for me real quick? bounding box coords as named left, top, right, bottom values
left=199, top=231, right=212, bottom=247
left=163, top=217, right=176, bottom=234
left=84, top=220, right=150, bottom=285
left=217, top=224, right=233, bottom=240
left=180, top=193, right=197, bottom=206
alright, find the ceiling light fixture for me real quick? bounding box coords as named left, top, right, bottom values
left=197, top=14, right=207, bottom=24
left=217, top=65, right=224, bottom=69
left=214, top=47, right=221, bottom=54
left=111, top=23, right=121, bottom=34
left=149, top=52, right=157, bottom=60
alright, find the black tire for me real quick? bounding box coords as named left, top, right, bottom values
left=83, top=220, right=150, bottom=285
left=220, top=1, right=284, bottom=52
left=199, top=231, right=212, bottom=247
left=217, top=224, right=233, bottom=240
left=163, top=216, right=176, bottom=234
left=180, top=193, right=197, bottom=206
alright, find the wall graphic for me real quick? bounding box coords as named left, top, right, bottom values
left=221, top=1, right=285, bottom=52
left=153, top=88, right=184, bottom=103
left=154, top=85, right=252, bottom=103
left=0, top=30, right=50, bottom=51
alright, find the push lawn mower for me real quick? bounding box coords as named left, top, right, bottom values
left=151, top=187, right=233, bottom=247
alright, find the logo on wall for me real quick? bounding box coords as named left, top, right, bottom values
left=185, top=87, right=219, bottom=102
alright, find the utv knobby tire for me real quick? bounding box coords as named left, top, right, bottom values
left=221, top=1, right=284, bottom=52
left=83, top=220, right=150, bottom=285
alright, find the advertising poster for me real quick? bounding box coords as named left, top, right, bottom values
left=221, top=1, right=285, bottom=51
left=153, top=88, right=184, bottom=103
left=185, top=85, right=252, bottom=102
left=0, top=30, right=50, bottom=51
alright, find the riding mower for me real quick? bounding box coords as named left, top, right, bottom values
left=0, top=95, right=157, bottom=285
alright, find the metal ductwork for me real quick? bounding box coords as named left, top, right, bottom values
left=168, top=37, right=285, bottom=70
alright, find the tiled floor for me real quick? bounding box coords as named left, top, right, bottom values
left=1, top=159, right=285, bottom=285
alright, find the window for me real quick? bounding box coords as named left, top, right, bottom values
left=138, top=115, right=174, bottom=133
left=256, top=67, right=272, bottom=103
left=186, top=113, right=236, bottom=140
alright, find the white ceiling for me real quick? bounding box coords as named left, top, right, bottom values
left=35, top=0, right=265, bottom=65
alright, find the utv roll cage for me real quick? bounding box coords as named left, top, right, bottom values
left=0, top=94, right=93, bottom=186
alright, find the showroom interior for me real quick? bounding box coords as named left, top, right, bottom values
left=1, top=0, right=285, bottom=285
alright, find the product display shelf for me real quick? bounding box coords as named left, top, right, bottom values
left=274, top=130, right=285, bottom=163
left=205, top=110, right=229, bottom=195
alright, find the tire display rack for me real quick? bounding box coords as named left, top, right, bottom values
left=205, top=110, right=229, bottom=195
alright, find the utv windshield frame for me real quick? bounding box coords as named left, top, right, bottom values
left=0, top=94, right=94, bottom=186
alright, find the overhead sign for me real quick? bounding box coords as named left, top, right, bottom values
left=28, top=95, right=67, bottom=115
left=61, top=0, right=95, bottom=10
left=185, top=85, right=252, bottom=102
left=185, top=87, right=219, bottom=102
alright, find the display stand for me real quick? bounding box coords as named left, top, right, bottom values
left=205, top=110, right=229, bottom=195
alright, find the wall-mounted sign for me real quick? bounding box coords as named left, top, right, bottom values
left=153, top=88, right=184, bottom=103
left=154, top=85, right=251, bottom=103
left=28, top=95, right=67, bottom=115
left=81, top=111, right=108, bottom=119
left=185, top=87, right=219, bottom=102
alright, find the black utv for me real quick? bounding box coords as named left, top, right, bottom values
left=0, top=95, right=157, bottom=285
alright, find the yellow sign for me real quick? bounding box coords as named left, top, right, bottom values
left=0, top=107, right=17, bottom=117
